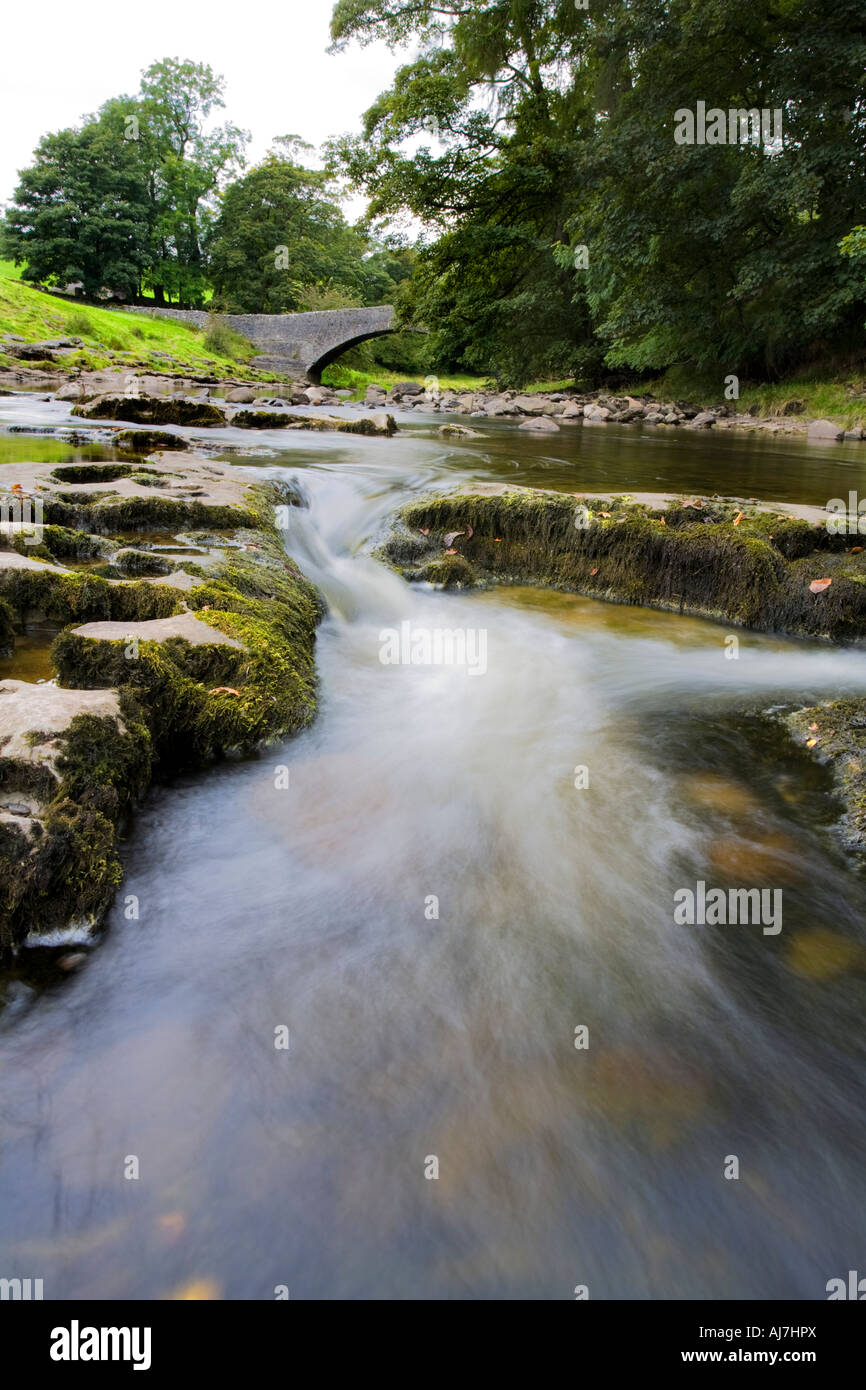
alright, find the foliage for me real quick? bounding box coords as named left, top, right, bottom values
left=329, top=0, right=866, bottom=384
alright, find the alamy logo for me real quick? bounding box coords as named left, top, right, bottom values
left=674, top=103, right=783, bottom=149
left=379, top=621, right=488, bottom=676
left=0, top=495, right=44, bottom=545
left=826, top=493, right=866, bottom=534
left=674, top=881, right=782, bottom=935
left=826, top=1270, right=866, bottom=1299
left=50, top=1321, right=152, bottom=1371
left=0, top=1276, right=43, bottom=1299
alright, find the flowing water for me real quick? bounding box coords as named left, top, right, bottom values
left=1, top=399, right=866, bottom=1299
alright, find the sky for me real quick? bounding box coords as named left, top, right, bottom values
left=0, top=0, right=405, bottom=217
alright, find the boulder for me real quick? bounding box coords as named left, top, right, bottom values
left=583, top=404, right=611, bottom=421
left=687, top=411, right=716, bottom=429
left=808, top=418, right=844, bottom=442
left=510, top=394, right=551, bottom=416
left=518, top=415, right=561, bottom=432
left=484, top=396, right=516, bottom=416
left=560, top=401, right=582, bottom=419
left=843, top=429, right=864, bottom=441
left=55, top=382, right=88, bottom=401
left=225, top=387, right=256, bottom=404
left=394, top=381, right=424, bottom=396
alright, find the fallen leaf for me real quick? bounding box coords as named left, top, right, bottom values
left=852, top=546, right=863, bottom=554
left=465, top=523, right=474, bottom=538
left=208, top=686, right=240, bottom=697
left=601, top=511, right=611, bottom=518
left=805, top=737, right=818, bottom=748
left=494, top=538, right=502, bottom=543
left=11, top=483, right=22, bottom=492
left=808, top=722, right=819, bottom=732
left=418, top=527, right=430, bottom=536
left=659, top=515, right=666, bottom=526
left=590, top=567, right=599, bottom=576
left=810, top=578, right=832, bottom=593
left=733, top=511, right=743, bottom=525
left=444, top=530, right=464, bottom=546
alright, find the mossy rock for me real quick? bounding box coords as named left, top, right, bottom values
left=42, top=495, right=258, bottom=535
left=114, top=429, right=186, bottom=452
left=0, top=709, right=152, bottom=949
left=72, top=394, right=226, bottom=427
left=233, top=410, right=397, bottom=437
left=413, top=555, right=477, bottom=588
left=384, top=491, right=866, bottom=641
left=0, top=567, right=179, bottom=626
left=51, top=464, right=136, bottom=484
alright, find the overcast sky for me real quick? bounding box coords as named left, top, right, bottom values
left=0, top=0, right=405, bottom=217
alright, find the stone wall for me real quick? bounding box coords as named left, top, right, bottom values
left=121, top=305, right=396, bottom=381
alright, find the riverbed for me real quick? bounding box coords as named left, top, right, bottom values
left=1, top=398, right=865, bottom=1299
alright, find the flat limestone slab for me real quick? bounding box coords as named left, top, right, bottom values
left=0, top=548, right=69, bottom=574
left=71, top=610, right=245, bottom=648
left=0, top=679, right=122, bottom=761
left=0, top=452, right=256, bottom=510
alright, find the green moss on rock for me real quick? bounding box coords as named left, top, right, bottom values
left=72, top=395, right=226, bottom=427
left=385, top=492, right=866, bottom=641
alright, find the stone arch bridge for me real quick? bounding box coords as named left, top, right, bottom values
left=124, top=305, right=398, bottom=382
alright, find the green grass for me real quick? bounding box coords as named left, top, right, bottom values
left=627, top=366, right=866, bottom=429
left=0, top=269, right=274, bottom=380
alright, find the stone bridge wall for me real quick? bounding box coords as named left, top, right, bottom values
left=120, top=304, right=396, bottom=382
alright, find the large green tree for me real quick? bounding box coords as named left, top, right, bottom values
left=329, top=0, right=866, bottom=384
left=2, top=119, right=152, bottom=298
left=3, top=58, right=247, bottom=306
left=209, top=145, right=410, bottom=313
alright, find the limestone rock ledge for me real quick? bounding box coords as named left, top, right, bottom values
left=0, top=454, right=323, bottom=953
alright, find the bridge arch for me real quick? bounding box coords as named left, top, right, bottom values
left=116, top=304, right=401, bottom=383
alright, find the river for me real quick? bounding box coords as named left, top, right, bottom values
left=1, top=397, right=866, bottom=1299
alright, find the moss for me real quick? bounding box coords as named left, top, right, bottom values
left=114, top=429, right=186, bottom=452
left=0, top=710, right=152, bottom=951
left=784, top=701, right=866, bottom=852
left=14, top=525, right=112, bottom=561
left=233, top=410, right=397, bottom=436
left=413, top=555, right=477, bottom=588
left=51, top=464, right=137, bottom=483
left=383, top=491, right=866, bottom=641
left=0, top=594, right=15, bottom=654
left=72, top=395, right=226, bottom=427
left=0, top=567, right=179, bottom=626
left=101, top=550, right=175, bottom=579
left=41, top=495, right=258, bottom=534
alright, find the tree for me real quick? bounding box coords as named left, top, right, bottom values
left=329, top=0, right=866, bottom=384
left=135, top=58, right=248, bottom=304
left=2, top=58, right=247, bottom=307
left=208, top=148, right=404, bottom=313
left=2, top=119, right=152, bottom=298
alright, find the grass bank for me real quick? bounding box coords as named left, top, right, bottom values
left=0, top=266, right=271, bottom=380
